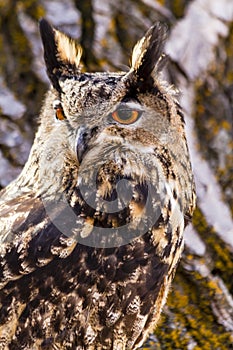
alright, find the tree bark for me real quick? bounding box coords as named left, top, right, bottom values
left=0, top=1, right=232, bottom=348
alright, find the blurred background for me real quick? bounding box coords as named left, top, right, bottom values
left=0, top=0, right=233, bottom=348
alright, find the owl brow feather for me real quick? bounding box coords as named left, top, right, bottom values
left=131, top=22, right=168, bottom=76
left=39, top=19, right=82, bottom=93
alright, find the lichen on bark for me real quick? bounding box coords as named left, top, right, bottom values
left=0, top=1, right=232, bottom=348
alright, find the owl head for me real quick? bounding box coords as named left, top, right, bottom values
left=31, top=19, right=189, bottom=248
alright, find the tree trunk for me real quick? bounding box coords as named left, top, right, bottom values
left=0, top=1, right=232, bottom=348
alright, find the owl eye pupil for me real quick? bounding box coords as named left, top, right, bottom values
left=117, top=109, right=131, bottom=120
left=111, top=107, right=141, bottom=125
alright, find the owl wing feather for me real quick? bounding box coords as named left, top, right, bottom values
left=0, top=195, right=69, bottom=288
left=0, top=19, right=196, bottom=349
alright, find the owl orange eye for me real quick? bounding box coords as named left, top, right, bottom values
left=111, top=109, right=140, bottom=125
left=53, top=100, right=66, bottom=121
left=55, top=107, right=66, bottom=121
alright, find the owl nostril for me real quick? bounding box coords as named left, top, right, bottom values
left=90, top=126, right=99, bottom=138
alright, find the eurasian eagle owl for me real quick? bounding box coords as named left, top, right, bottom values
left=0, top=19, right=196, bottom=349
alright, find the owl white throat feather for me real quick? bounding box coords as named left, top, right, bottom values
left=0, top=19, right=196, bottom=349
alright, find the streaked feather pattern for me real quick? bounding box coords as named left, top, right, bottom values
left=0, top=19, right=195, bottom=349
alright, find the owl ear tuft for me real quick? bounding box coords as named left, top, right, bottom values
left=130, top=23, right=168, bottom=83
left=39, top=18, right=82, bottom=92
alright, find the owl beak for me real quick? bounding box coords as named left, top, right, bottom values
left=76, top=126, right=98, bottom=164
left=76, top=126, right=90, bottom=164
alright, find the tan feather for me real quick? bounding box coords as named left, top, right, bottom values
left=55, top=29, right=82, bottom=67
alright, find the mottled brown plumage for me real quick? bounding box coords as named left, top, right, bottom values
left=0, top=19, right=196, bottom=349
